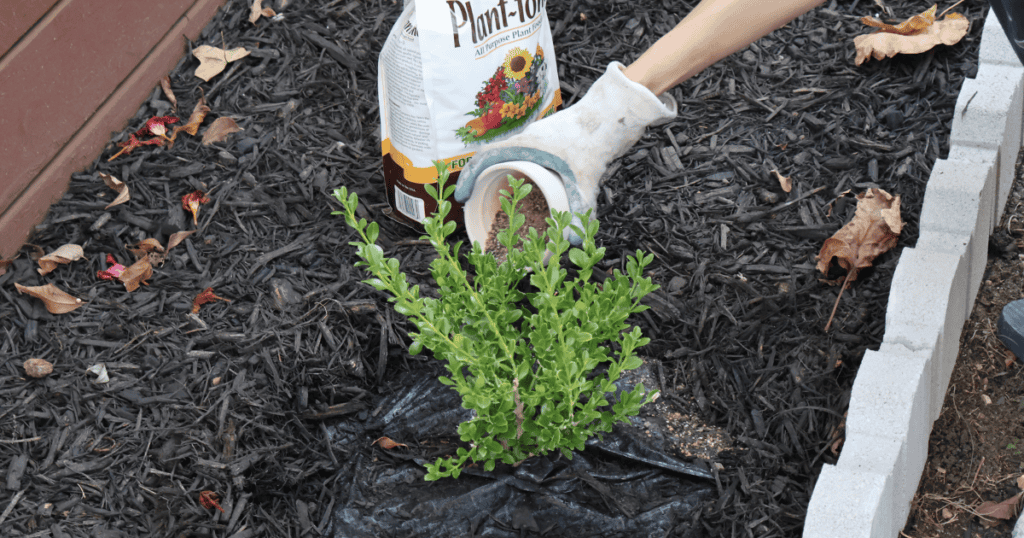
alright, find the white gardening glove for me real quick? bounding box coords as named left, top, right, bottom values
left=454, top=61, right=677, bottom=244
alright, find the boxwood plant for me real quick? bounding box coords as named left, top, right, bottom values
left=332, top=162, right=658, bottom=480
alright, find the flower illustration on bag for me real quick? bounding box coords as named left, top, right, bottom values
left=457, top=46, right=549, bottom=145
left=503, top=47, right=533, bottom=80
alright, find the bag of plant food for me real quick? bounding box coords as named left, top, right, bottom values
left=378, top=0, right=562, bottom=229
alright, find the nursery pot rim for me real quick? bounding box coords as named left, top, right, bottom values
left=463, top=161, right=571, bottom=251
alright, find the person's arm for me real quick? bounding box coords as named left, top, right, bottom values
left=624, top=0, right=826, bottom=95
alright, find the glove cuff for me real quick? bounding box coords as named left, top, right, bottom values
left=604, top=61, right=677, bottom=125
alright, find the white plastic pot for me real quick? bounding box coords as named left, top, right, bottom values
left=463, top=161, right=571, bottom=251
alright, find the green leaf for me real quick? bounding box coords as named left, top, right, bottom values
left=622, top=355, right=643, bottom=370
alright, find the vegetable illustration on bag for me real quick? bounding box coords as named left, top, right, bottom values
left=378, top=0, right=561, bottom=229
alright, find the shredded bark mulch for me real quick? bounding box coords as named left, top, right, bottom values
left=0, top=0, right=990, bottom=536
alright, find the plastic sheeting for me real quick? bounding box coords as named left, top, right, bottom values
left=328, top=364, right=716, bottom=537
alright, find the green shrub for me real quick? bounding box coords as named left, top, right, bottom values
left=332, top=161, right=658, bottom=480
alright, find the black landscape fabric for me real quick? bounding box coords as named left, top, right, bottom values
left=0, top=0, right=988, bottom=537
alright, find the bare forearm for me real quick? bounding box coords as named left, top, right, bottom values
left=623, top=0, right=826, bottom=95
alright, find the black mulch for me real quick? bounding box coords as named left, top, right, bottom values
left=0, top=0, right=989, bottom=536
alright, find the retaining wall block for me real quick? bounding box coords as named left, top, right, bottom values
left=980, top=7, right=1024, bottom=67
left=842, top=344, right=932, bottom=534
left=915, top=153, right=998, bottom=313
left=949, top=61, right=1023, bottom=222
left=915, top=230, right=974, bottom=322
left=944, top=145, right=1000, bottom=234
left=881, top=246, right=968, bottom=423
left=803, top=465, right=892, bottom=538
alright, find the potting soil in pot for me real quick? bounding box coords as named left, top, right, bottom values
left=484, top=179, right=552, bottom=263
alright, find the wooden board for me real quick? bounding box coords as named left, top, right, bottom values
left=0, top=0, right=228, bottom=258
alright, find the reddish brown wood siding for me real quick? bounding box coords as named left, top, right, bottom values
left=0, top=1, right=60, bottom=53
left=0, top=0, right=228, bottom=258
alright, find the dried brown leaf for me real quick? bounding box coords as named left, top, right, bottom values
left=202, top=117, right=243, bottom=145
left=816, top=188, right=902, bottom=285
left=169, top=97, right=210, bottom=147
left=37, top=244, right=85, bottom=275
left=118, top=257, right=153, bottom=292
left=26, top=244, right=45, bottom=261
left=192, top=287, right=232, bottom=313
left=371, top=436, right=408, bottom=450
left=167, top=230, right=197, bottom=251
left=193, top=45, right=250, bottom=81
left=977, top=492, right=1023, bottom=522
left=771, top=169, right=792, bottom=193
left=860, top=4, right=936, bottom=35
left=159, top=76, right=177, bottom=109
left=250, top=0, right=277, bottom=23
left=99, top=172, right=130, bottom=209
left=854, top=8, right=968, bottom=65
left=14, top=283, right=85, bottom=314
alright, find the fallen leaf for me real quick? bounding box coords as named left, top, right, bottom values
left=133, top=238, right=165, bottom=254
left=25, top=244, right=45, bottom=261
left=99, top=173, right=130, bottom=209
left=97, top=254, right=126, bottom=281
left=250, top=0, right=277, bottom=24
left=854, top=5, right=969, bottom=65
left=371, top=436, right=408, bottom=450
left=202, top=117, right=243, bottom=145
left=192, top=287, right=232, bottom=313
left=169, top=97, right=210, bottom=147
left=977, top=492, right=1023, bottom=523
left=37, top=244, right=85, bottom=275
left=118, top=257, right=153, bottom=292
left=199, top=491, right=225, bottom=512
left=771, top=169, right=792, bottom=193
left=182, top=191, right=211, bottom=225
left=14, top=283, right=85, bottom=314
left=817, top=188, right=902, bottom=330
left=193, top=45, right=250, bottom=81
left=160, top=76, right=177, bottom=109
left=817, top=188, right=902, bottom=284
left=108, top=134, right=164, bottom=161
left=860, top=4, right=936, bottom=34
left=167, top=230, right=197, bottom=251
left=86, top=363, right=109, bottom=383
left=1016, top=474, right=1024, bottom=490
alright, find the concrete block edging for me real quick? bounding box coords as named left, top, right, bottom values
left=803, top=9, right=1024, bottom=538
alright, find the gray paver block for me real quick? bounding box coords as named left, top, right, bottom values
left=949, top=62, right=1023, bottom=221
left=980, top=7, right=1024, bottom=67
left=916, top=150, right=997, bottom=315
left=944, top=146, right=999, bottom=234
left=915, top=230, right=975, bottom=321
left=803, top=465, right=892, bottom=538
left=842, top=345, right=931, bottom=532
left=950, top=63, right=1022, bottom=151
left=882, top=246, right=968, bottom=422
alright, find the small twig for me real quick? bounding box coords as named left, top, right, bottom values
left=0, top=437, right=42, bottom=444
left=939, top=0, right=964, bottom=19
left=971, top=456, right=985, bottom=488
left=961, top=91, right=977, bottom=117
left=824, top=271, right=854, bottom=332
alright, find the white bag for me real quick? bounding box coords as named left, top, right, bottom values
left=378, top=0, right=562, bottom=227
